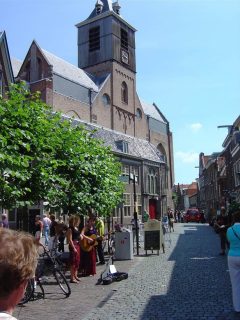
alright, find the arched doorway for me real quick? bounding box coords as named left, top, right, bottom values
left=149, top=199, right=157, bottom=219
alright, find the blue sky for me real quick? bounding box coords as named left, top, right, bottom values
left=1, top=0, right=240, bottom=184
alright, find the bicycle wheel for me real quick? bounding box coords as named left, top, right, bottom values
left=53, top=269, right=71, bottom=297
left=19, top=278, right=34, bottom=305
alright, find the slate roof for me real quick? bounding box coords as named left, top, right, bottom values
left=68, top=117, right=165, bottom=164
left=41, top=49, right=99, bottom=92
left=140, top=100, right=167, bottom=123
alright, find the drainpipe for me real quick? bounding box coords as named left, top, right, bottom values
left=89, top=88, right=93, bottom=123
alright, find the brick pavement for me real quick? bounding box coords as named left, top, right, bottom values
left=14, top=224, right=239, bottom=320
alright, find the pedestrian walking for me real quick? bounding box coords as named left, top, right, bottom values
left=42, top=213, right=51, bottom=246
left=48, top=214, right=58, bottom=251
left=168, top=210, right=174, bottom=232
left=227, top=210, right=240, bottom=313
left=0, top=228, right=38, bottom=320
left=215, top=207, right=229, bottom=255
left=34, top=215, right=43, bottom=244
left=131, top=216, right=141, bottom=249
left=58, top=216, right=66, bottom=253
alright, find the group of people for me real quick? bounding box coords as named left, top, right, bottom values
left=34, top=213, right=106, bottom=284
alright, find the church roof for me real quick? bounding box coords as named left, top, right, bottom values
left=68, top=117, right=165, bottom=164
left=0, top=31, right=14, bottom=83
left=88, top=0, right=113, bottom=19
left=41, top=49, right=99, bottom=92
left=140, top=100, right=167, bottom=123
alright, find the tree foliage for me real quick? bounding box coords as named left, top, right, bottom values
left=0, top=83, right=123, bottom=216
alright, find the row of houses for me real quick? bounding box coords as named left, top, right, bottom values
left=0, top=0, right=174, bottom=232
left=197, top=116, right=240, bottom=220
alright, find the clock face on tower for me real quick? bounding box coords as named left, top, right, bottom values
left=121, top=49, right=129, bottom=64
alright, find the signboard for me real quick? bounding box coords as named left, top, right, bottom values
left=144, top=219, right=164, bottom=255
left=144, top=231, right=160, bottom=250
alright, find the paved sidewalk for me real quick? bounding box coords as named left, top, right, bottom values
left=15, top=224, right=238, bottom=320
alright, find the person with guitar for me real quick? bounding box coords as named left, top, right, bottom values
left=66, top=215, right=82, bottom=283
left=215, top=207, right=230, bottom=255
left=79, top=217, right=97, bottom=277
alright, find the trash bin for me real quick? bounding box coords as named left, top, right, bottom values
left=114, top=229, right=133, bottom=260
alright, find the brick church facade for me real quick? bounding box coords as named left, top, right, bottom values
left=2, top=0, right=174, bottom=229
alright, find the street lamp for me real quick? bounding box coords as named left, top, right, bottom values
left=129, top=172, right=139, bottom=256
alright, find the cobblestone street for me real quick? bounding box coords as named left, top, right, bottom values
left=15, top=223, right=238, bottom=320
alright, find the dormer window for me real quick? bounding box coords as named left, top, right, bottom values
left=116, top=140, right=129, bottom=154
left=95, top=0, right=103, bottom=15
left=113, top=1, right=121, bottom=15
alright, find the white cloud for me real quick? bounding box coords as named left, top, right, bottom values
left=175, top=151, right=199, bottom=164
left=189, top=123, right=203, bottom=133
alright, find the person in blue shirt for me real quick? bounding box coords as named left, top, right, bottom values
left=227, top=210, right=240, bottom=313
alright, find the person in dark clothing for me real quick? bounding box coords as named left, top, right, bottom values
left=66, top=215, right=82, bottom=283
left=215, top=207, right=229, bottom=255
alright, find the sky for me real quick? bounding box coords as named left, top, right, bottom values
left=1, top=0, right=240, bottom=184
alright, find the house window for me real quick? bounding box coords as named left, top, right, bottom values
left=116, top=140, right=129, bottom=154
left=102, top=93, right=111, bottom=107
left=89, top=26, right=100, bottom=52
left=37, top=57, right=43, bottom=79
left=131, top=166, right=139, bottom=184
left=123, top=193, right=131, bottom=216
left=121, top=28, right=128, bottom=50
left=121, top=82, right=128, bottom=104
left=136, top=194, right=142, bottom=215
left=136, top=108, right=142, bottom=120
left=25, top=61, right=30, bottom=82
left=234, top=160, right=240, bottom=187
left=147, top=168, right=158, bottom=194
left=121, top=164, right=129, bottom=183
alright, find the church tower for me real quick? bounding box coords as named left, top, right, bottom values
left=76, top=0, right=137, bottom=135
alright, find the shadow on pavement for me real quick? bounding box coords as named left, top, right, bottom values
left=139, top=224, right=234, bottom=320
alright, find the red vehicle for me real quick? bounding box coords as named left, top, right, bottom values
left=184, top=208, right=201, bottom=223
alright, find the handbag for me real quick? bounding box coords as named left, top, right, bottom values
left=231, top=227, right=240, bottom=241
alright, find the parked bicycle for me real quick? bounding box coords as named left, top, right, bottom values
left=19, top=245, right=71, bottom=305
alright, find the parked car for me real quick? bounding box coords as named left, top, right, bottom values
left=184, top=208, right=201, bottom=223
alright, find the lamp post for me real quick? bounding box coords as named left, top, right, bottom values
left=129, top=173, right=139, bottom=256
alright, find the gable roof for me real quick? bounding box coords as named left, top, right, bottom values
left=140, top=100, right=167, bottom=123
left=67, top=116, right=165, bottom=164
left=41, top=49, right=99, bottom=91
left=0, top=31, right=14, bottom=84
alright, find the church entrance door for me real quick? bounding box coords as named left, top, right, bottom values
left=149, top=199, right=157, bottom=219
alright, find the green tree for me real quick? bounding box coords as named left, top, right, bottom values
left=46, top=121, right=124, bottom=216
left=0, top=83, right=124, bottom=216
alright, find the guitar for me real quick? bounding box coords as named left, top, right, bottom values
left=80, top=232, right=112, bottom=252
left=80, top=234, right=99, bottom=252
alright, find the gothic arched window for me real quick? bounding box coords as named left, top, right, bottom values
left=121, top=81, right=128, bottom=104
left=37, top=58, right=43, bottom=79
